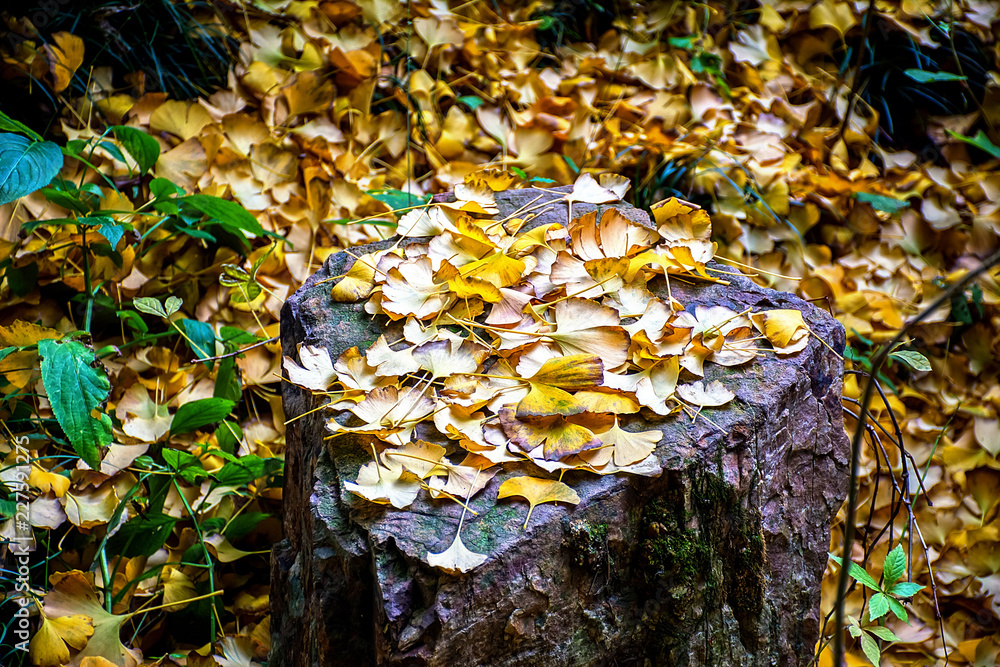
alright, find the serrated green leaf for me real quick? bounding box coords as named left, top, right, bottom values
left=134, top=297, right=167, bottom=318
left=868, top=592, right=890, bottom=621
left=855, top=192, right=909, bottom=214
left=888, top=581, right=924, bottom=598
left=890, top=350, right=931, bottom=372
left=882, top=544, right=907, bottom=587
left=866, top=625, right=900, bottom=643
left=97, top=223, right=125, bottom=249
left=112, top=125, right=160, bottom=174
left=886, top=596, right=908, bottom=623
left=947, top=129, right=1000, bottom=160
left=0, top=134, right=63, bottom=205
left=38, top=337, right=111, bottom=469
left=903, top=69, right=966, bottom=83
left=163, top=296, right=183, bottom=317
left=171, top=398, right=235, bottom=435
left=180, top=194, right=265, bottom=237
left=859, top=631, right=882, bottom=666
left=831, top=554, right=882, bottom=592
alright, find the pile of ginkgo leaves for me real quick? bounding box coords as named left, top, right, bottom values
left=283, top=176, right=810, bottom=572
left=1, top=0, right=999, bottom=664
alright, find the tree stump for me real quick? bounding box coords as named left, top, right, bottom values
left=271, top=187, right=848, bottom=666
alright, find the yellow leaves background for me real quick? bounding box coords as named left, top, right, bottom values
left=1, top=0, right=999, bottom=664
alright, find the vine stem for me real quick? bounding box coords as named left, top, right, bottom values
left=833, top=249, right=1000, bottom=665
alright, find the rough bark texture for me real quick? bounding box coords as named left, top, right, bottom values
left=271, top=187, right=849, bottom=666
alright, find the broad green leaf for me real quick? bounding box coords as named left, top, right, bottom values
left=456, top=95, right=484, bottom=110
left=219, top=326, right=261, bottom=347
left=180, top=194, right=265, bottom=236
left=367, top=188, right=432, bottom=213
left=38, top=337, right=112, bottom=469
left=134, top=297, right=167, bottom=318
left=0, top=110, right=42, bottom=141
left=170, top=398, right=235, bottom=435
left=150, top=177, right=184, bottom=199
left=668, top=36, right=696, bottom=49
left=903, top=69, right=966, bottom=83
left=890, top=350, right=931, bottom=372
left=224, top=512, right=271, bottom=541
left=214, top=356, right=242, bottom=402
left=947, top=129, right=1000, bottom=160
left=214, top=421, right=243, bottom=455
left=97, top=223, right=125, bottom=249
left=886, top=596, right=908, bottom=623
left=859, top=631, right=881, bottom=666
left=180, top=319, right=217, bottom=366
left=97, top=140, right=128, bottom=164
left=855, top=192, right=908, bottom=214
left=0, top=134, right=63, bottom=205
left=163, top=448, right=199, bottom=472
left=106, top=513, right=179, bottom=558
left=882, top=544, right=907, bottom=587
left=888, top=581, right=923, bottom=598
left=830, top=554, right=882, bottom=592
left=0, top=345, right=15, bottom=364
left=112, top=125, right=160, bottom=174
left=214, top=456, right=282, bottom=486
left=868, top=592, right=890, bottom=621
left=866, top=625, right=901, bottom=643
left=5, top=262, right=38, bottom=297
left=163, top=295, right=183, bottom=317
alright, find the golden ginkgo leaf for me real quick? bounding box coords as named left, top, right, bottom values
left=594, top=418, right=663, bottom=466
left=427, top=532, right=488, bottom=573
left=497, top=475, right=581, bottom=529
left=343, top=459, right=421, bottom=509
left=30, top=612, right=93, bottom=667
left=676, top=380, right=735, bottom=407
left=331, top=252, right=378, bottom=302
left=750, top=309, right=810, bottom=354
left=528, top=354, right=603, bottom=389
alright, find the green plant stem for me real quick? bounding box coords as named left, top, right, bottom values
left=172, top=477, right=221, bottom=641
left=81, top=225, right=94, bottom=332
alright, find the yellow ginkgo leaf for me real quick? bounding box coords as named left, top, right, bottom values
left=344, top=459, right=421, bottom=509
left=750, top=309, right=810, bottom=354
left=676, top=380, right=735, bottom=407
left=161, top=567, right=197, bottom=612
left=528, top=354, right=603, bottom=389
left=426, top=532, right=488, bottom=573
left=594, top=418, right=663, bottom=466
left=499, top=409, right=600, bottom=460
left=331, top=252, right=378, bottom=302
left=382, top=440, right=448, bottom=479
left=516, top=382, right=584, bottom=418
left=44, top=32, right=85, bottom=92
left=573, top=390, right=640, bottom=414
left=30, top=612, right=94, bottom=667
left=497, top=475, right=581, bottom=529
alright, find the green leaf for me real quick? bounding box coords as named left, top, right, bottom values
left=903, top=69, right=966, bottom=83
left=214, top=356, right=242, bottom=402
left=171, top=398, right=235, bottom=435
left=150, top=178, right=184, bottom=199
left=367, top=188, right=432, bottom=214
left=947, top=129, right=1000, bottom=160
left=859, top=631, right=882, bottom=666
left=106, top=514, right=178, bottom=558
left=134, top=297, right=168, bottom=318
left=97, top=223, right=125, bottom=249
left=0, top=110, right=42, bottom=141
left=117, top=310, right=148, bottom=334
left=180, top=194, right=265, bottom=236
left=668, top=36, right=696, bottom=49
left=97, top=141, right=128, bottom=165
left=38, top=337, right=112, bottom=469
left=180, top=319, right=216, bottom=367
left=882, top=544, right=906, bottom=587
left=214, top=421, right=243, bottom=456
left=888, top=581, right=924, bottom=598
left=866, top=625, right=901, bottom=643
left=830, top=554, right=882, bottom=592
left=886, top=596, right=908, bottom=623
left=224, top=512, right=271, bottom=541
left=162, top=448, right=206, bottom=483
left=855, top=192, right=909, bottom=214
left=563, top=154, right=580, bottom=173
left=868, top=592, right=890, bottom=621
left=5, top=262, right=38, bottom=297
left=163, top=295, right=183, bottom=317
left=0, top=345, right=16, bottom=364
left=214, top=455, right=282, bottom=486
left=112, top=126, right=160, bottom=174
left=889, top=350, right=931, bottom=372
left=0, top=134, right=64, bottom=206
left=456, top=95, right=484, bottom=111
left=219, top=326, right=261, bottom=348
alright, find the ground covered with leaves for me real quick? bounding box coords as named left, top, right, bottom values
left=0, top=0, right=998, bottom=665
